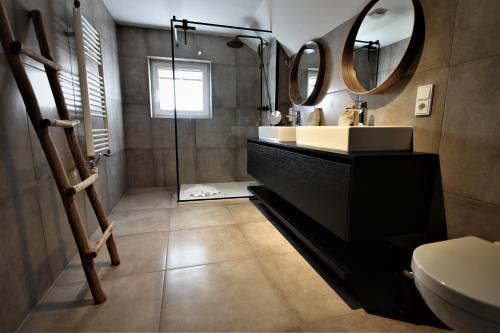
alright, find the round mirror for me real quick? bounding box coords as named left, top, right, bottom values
left=289, top=41, right=325, bottom=105
left=342, top=0, right=424, bottom=94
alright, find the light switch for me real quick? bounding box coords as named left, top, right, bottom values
left=415, top=84, right=434, bottom=116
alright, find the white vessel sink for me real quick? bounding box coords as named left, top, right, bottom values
left=296, top=126, right=413, bottom=152
left=258, top=126, right=296, bottom=142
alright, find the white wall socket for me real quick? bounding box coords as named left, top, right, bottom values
left=415, top=84, right=434, bottom=116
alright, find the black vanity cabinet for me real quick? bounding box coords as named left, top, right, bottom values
left=247, top=139, right=445, bottom=319
left=247, top=139, right=439, bottom=244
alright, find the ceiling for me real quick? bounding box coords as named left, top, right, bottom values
left=103, top=0, right=370, bottom=55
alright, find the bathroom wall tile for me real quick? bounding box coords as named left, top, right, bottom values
left=152, top=118, right=175, bottom=149
left=237, top=65, right=261, bottom=108
left=193, top=33, right=236, bottom=65
left=107, top=98, right=125, bottom=152
left=0, top=188, right=52, bottom=333
left=146, top=28, right=171, bottom=57
left=440, top=55, right=500, bottom=205
left=236, top=44, right=260, bottom=67
left=153, top=149, right=177, bottom=187
left=117, top=25, right=147, bottom=58
left=177, top=148, right=197, bottom=184
left=195, top=107, right=236, bottom=148
left=212, top=64, right=236, bottom=107
left=119, top=56, right=149, bottom=104
left=35, top=177, right=78, bottom=278
left=237, top=147, right=253, bottom=181
left=196, top=148, right=236, bottom=183
left=0, top=60, right=36, bottom=202
left=319, top=17, right=356, bottom=94
left=235, top=108, right=259, bottom=147
left=124, top=103, right=153, bottom=148
left=444, top=193, right=500, bottom=241
left=315, top=89, right=355, bottom=126
left=451, top=0, right=500, bottom=65
left=127, top=149, right=155, bottom=187
left=362, top=66, right=450, bottom=153
left=104, top=150, right=127, bottom=207
left=409, top=0, right=457, bottom=74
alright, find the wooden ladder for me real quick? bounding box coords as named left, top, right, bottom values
left=0, top=2, right=120, bottom=304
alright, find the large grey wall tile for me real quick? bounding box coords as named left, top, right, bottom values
left=237, top=66, right=260, bottom=108
left=119, top=56, right=149, bottom=104
left=0, top=188, right=52, bottom=333
left=320, top=17, right=356, bottom=93
left=127, top=149, right=155, bottom=187
left=177, top=148, right=197, bottom=184
left=193, top=33, right=236, bottom=65
left=195, top=107, right=236, bottom=148
left=363, top=67, right=450, bottom=153
left=153, top=149, right=177, bottom=186
left=451, top=0, right=500, bottom=65
left=0, top=60, right=37, bottom=202
left=440, top=55, right=500, bottom=205
left=146, top=28, right=171, bottom=57
left=118, top=25, right=147, bottom=58
left=124, top=103, right=153, bottom=148
left=212, top=64, right=236, bottom=107
left=196, top=148, right=236, bottom=183
left=410, top=0, right=457, bottom=73
left=444, top=193, right=500, bottom=241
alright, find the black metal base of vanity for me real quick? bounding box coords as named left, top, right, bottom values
left=246, top=139, right=448, bottom=324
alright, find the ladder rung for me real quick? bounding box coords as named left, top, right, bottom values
left=42, top=118, right=80, bottom=128
left=11, top=41, right=61, bottom=71
left=86, top=221, right=116, bottom=259
left=66, top=173, right=98, bottom=196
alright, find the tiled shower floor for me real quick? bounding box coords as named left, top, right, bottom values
left=19, top=187, right=449, bottom=332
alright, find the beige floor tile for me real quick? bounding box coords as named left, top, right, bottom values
left=239, top=222, right=296, bottom=257
left=227, top=202, right=269, bottom=223
left=20, top=272, right=164, bottom=332
left=259, top=252, right=352, bottom=323
left=170, top=204, right=235, bottom=230
left=160, top=259, right=300, bottom=332
left=166, top=225, right=253, bottom=269
left=56, top=232, right=168, bottom=285
left=113, top=187, right=177, bottom=211
left=109, top=208, right=170, bottom=236
left=300, top=309, right=450, bottom=332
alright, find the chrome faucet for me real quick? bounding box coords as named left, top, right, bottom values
left=286, top=108, right=301, bottom=126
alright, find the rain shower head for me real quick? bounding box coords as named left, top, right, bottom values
left=226, top=38, right=245, bottom=48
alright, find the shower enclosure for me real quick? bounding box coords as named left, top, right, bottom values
left=166, top=17, right=273, bottom=201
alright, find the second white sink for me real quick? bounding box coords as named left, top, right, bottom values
left=258, top=126, right=296, bottom=142
left=296, top=126, right=413, bottom=152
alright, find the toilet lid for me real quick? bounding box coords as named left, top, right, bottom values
left=412, top=236, right=500, bottom=323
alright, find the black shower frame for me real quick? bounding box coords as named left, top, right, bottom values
left=170, top=17, right=273, bottom=202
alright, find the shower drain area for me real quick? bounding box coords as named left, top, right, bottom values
left=179, top=181, right=259, bottom=201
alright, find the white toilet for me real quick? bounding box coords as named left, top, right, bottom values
left=411, top=236, right=500, bottom=332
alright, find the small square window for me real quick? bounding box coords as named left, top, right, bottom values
left=149, top=57, right=212, bottom=119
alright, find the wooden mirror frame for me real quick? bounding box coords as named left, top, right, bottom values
left=342, top=0, right=424, bottom=95
left=289, top=40, right=325, bottom=105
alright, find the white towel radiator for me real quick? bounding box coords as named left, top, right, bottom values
left=73, top=5, right=110, bottom=159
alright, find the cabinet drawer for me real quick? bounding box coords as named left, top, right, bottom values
left=248, top=142, right=351, bottom=240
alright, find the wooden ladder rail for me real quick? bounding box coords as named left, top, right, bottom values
left=0, top=2, right=119, bottom=304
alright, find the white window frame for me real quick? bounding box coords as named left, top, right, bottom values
left=148, top=56, right=212, bottom=119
